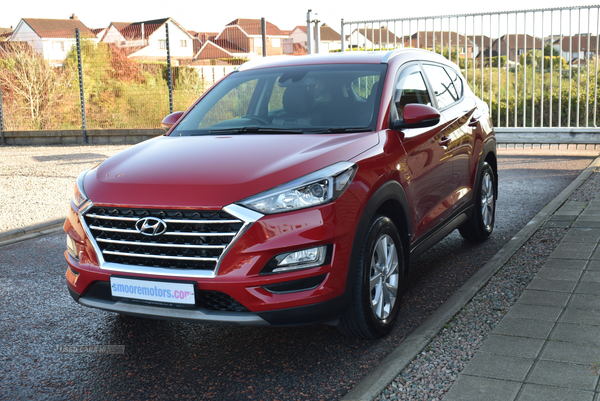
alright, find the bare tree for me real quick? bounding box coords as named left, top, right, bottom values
left=0, top=42, right=72, bottom=130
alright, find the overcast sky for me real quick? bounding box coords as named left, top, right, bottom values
left=1, top=0, right=595, bottom=34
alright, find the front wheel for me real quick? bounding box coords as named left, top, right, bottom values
left=459, top=162, right=496, bottom=241
left=338, top=216, right=405, bottom=339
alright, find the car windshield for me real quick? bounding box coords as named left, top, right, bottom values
left=170, top=63, right=387, bottom=136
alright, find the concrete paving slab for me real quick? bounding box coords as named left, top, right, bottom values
left=560, top=307, right=600, bottom=325
left=576, top=282, right=600, bottom=295
left=562, top=228, right=600, bottom=243
left=550, top=242, right=597, bottom=259
left=544, top=220, right=575, bottom=228
left=527, top=278, right=578, bottom=292
left=587, top=261, right=600, bottom=270
left=550, top=322, right=600, bottom=345
left=461, top=353, right=534, bottom=381
left=504, top=304, right=563, bottom=322
left=534, top=267, right=583, bottom=281
left=540, top=340, right=600, bottom=364
left=443, top=375, right=521, bottom=401
left=518, top=384, right=595, bottom=401
left=527, top=360, right=599, bottom=390
left=569, top=293, right=600, bottom=310
left=518, top=289, right=571, bottom=308
left=543, top=259, right=589, bottom=270
left=478, top=335, right=545, bottom=358
left=493, top=317, right=554, bottom=339
left=583, top=271, right=600, bottom=283
left=573, top=221, right=600, bottom=229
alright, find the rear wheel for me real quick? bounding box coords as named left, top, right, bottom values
left=459, top=162, right=496, bottom=240
left=338, top=215, right=405, bottom=339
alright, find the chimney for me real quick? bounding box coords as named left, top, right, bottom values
left=70, top=14, right=78, bottom=20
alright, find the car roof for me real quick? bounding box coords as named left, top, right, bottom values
left=236, top=48, right=451, bottom=71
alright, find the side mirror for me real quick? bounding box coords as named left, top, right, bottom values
left=161, top=111, right=185, bottom=131
left=392, top=104, right=440, bottom=130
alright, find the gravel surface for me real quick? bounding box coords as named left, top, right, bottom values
left=375, top=167, right=600, bottom=401
left=0, top=145, right=131, bottom=232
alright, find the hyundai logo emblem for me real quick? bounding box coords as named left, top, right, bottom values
left=135, top=217, right=168, bottom=236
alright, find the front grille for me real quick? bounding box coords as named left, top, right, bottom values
left=83, top=207, right=244, bottom=272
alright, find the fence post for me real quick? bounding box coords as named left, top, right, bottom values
left=75, top=28, right=88, bottom=144
left=0, top=80, right=4, bottom=145
left=307, top=10, right=312, bottom=55
left=341, top=19, right=345, bottom=53
left=261, top=18, right=267, bottom=57
left=166, top=23, right=174, bottom=114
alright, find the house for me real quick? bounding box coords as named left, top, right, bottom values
left=492, top=34, right=543, bottom=61
left=553, top=35, right=599, bottom=62
left=0, top=27, right=13, bottom=41
left=404, top=31, right=476, bottom=58
left=470, top=35, right=494, bottom=58
left=91, top=28, right=107, bottom=40
left=345, top=27, right=401, bottom=50
left=288, top=23, right=342, bottom=53
left=8, top=15, right=97, bottom=66
left=189, top=31, right=218, bottom=55
left=207, top=18, right=288, bottom=59
left=100, top=18, right=194, bottom=62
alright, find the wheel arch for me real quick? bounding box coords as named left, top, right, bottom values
left=346, top=180, right=412, bottom=298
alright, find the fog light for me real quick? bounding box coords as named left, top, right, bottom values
left=260, top=245, right=327, bottom=275
left=66, top=235, right=78, bottom=260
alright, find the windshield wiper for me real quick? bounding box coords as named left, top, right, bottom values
left=208, top=126, right=304, bottom=135
left=304, top=126, right=373, bottom=134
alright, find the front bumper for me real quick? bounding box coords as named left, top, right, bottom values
left=64, top=194, right=363, bottom=325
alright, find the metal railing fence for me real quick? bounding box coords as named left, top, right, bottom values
left=342, top=5, right=600, bottom=131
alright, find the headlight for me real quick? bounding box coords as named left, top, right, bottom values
left=238, top=162, right=357, bottom=214
left=72, top=169, right=90, bottom=208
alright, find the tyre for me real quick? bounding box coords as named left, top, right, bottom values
left=459, top=161, right=496, bottom=241
left=338, top=215, right=405, bottom=339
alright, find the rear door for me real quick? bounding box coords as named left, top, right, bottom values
left=421, top=63, right=476, bottom=214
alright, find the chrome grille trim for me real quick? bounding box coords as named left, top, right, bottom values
left=80, top=204, right=264, bottom=278
left=96, top=238, right=226, bottom=249
left=103, top=250, right=218, bottom=262
left=88, top=225, right=236, bottom=237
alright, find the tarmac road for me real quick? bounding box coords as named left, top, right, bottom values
left=0, top=147, right=598, bottom=400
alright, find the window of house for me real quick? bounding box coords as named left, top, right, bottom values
left=159, top=40, right=166, bottom=49
left=180, top=40, right=187, bottom=48
left=52, top=41, right=64, bottom=51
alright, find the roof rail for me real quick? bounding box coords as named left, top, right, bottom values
left=380, top=49, right=405, bottom=64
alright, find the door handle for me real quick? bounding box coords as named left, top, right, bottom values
left=439, top=136, right=451, bottom=148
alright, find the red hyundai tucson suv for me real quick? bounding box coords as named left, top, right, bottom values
left=64, top=49, right=497, bottom=339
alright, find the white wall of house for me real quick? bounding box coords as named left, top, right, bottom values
left=346, top=31, right=372, bottom=49
left=289, top=28, right=307, bottom=48
left=289, top=27, right=341, bottom=53
left=9, top=22, right=43, bottom=54
left=102, top=25, right=127, bottom=46
left=129, top=22, right=193, bottom=59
